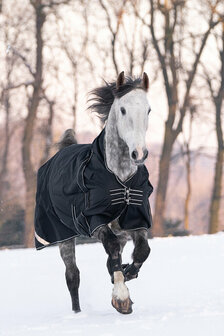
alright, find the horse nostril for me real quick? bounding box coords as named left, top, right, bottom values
left=143, top=149, right=148, bottom=160
left=131, top=150, right=138, bottom=160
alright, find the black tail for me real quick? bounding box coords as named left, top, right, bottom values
left=57, top=129, right=77, bottom=150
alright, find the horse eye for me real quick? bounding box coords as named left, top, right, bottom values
left=148, top=108, right=151, bottom=115
left=120, top=107, right=126, bottom=115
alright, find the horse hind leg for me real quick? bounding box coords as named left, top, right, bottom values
left=59, top=238, right=81, bottom=313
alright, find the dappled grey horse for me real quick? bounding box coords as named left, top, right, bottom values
left=34, top=72, right=153, bottom=314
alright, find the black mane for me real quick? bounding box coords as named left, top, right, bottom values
left=88, top=76, right=143, bottom=123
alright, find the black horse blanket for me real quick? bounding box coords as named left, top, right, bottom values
left=34, top=129, right=153, bottom=249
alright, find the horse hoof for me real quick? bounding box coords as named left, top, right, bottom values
left=74, top=309, right=81, bottom=313
left=73, top=306, right=81, bottom=313
left=111, top=297, right=133, bottom=314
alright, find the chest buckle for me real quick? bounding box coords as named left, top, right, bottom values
left=125, top=188, right=130, bottom=204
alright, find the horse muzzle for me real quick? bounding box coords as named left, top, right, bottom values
left=131, top=148, right=148, bottom=165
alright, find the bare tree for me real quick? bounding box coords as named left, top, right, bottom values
left=8, top=0, right=71, bottom=247
left=135, top=0, right=221, bottom=236
left=0, top=9, right=26, bottom=207
left=205, top=22, right=224, bottom=234
left=20, top=0, right=45, bottom=247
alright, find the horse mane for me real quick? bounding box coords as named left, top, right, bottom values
left=88, top=76, right=142, bottom=123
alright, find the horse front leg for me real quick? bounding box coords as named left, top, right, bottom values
left=124, top=229, right=151, bottom=282
left=95, top=225, right=133, bottom=314
left=59, top=238, right=81, bottom=313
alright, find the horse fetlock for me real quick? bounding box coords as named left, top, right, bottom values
left=107, top=255, right=122, bottom=277
left=112, top=271, right=129, bottom=299
left=124, top=262, right=142, bottom=282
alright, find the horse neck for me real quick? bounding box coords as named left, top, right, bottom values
left=105, top=108, right=137, bottom=182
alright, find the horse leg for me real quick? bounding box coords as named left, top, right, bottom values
left=59, top=238, right=81, bottom=313
left=95, top=225, right=133, bottom=314
left=124, top=229, right=151, bottom=281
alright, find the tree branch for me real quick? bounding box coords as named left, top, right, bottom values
left=3, top=81, right=34, bottom=91
left=7, top=45, right=35, bottom=77
left=174, top=18, right=220, bottom=136
left=149, top=0, right=172, bottom=102
left=99, top=0, right=127, bottom=75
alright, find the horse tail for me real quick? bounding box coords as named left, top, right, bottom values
left=57, top=129, right=77, bottom=150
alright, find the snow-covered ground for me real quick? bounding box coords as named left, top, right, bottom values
left=0, top=234, right=224, bottom=336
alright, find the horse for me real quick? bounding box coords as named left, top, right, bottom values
left=34, top=71, right=153, bottom=315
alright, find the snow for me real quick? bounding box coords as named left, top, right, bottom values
left=0, top=234, right=224, bottom=336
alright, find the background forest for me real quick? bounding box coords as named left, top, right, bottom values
left=0, top=0, right=223, bottom=248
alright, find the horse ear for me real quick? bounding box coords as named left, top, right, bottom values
left=116, top=71, right=125, bottom=89
left=142, top=72, right=149, bottom=91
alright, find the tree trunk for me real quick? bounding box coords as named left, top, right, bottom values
left=22, top=1, right=44, bottom=247
left=209, top=26, right=224, bottom=234
left=152, top=123, right=175, bottom=236
left=184, top=144, right=191, bottom=231
left=22, top=94, right=41, bottom=248
left=40, top=101, right=54, bottom=166
left=209, top=148, right=224, bottom=234
left=23, top=170, right=37, bottom=246
left=0, top=91, right=10, bottom=204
